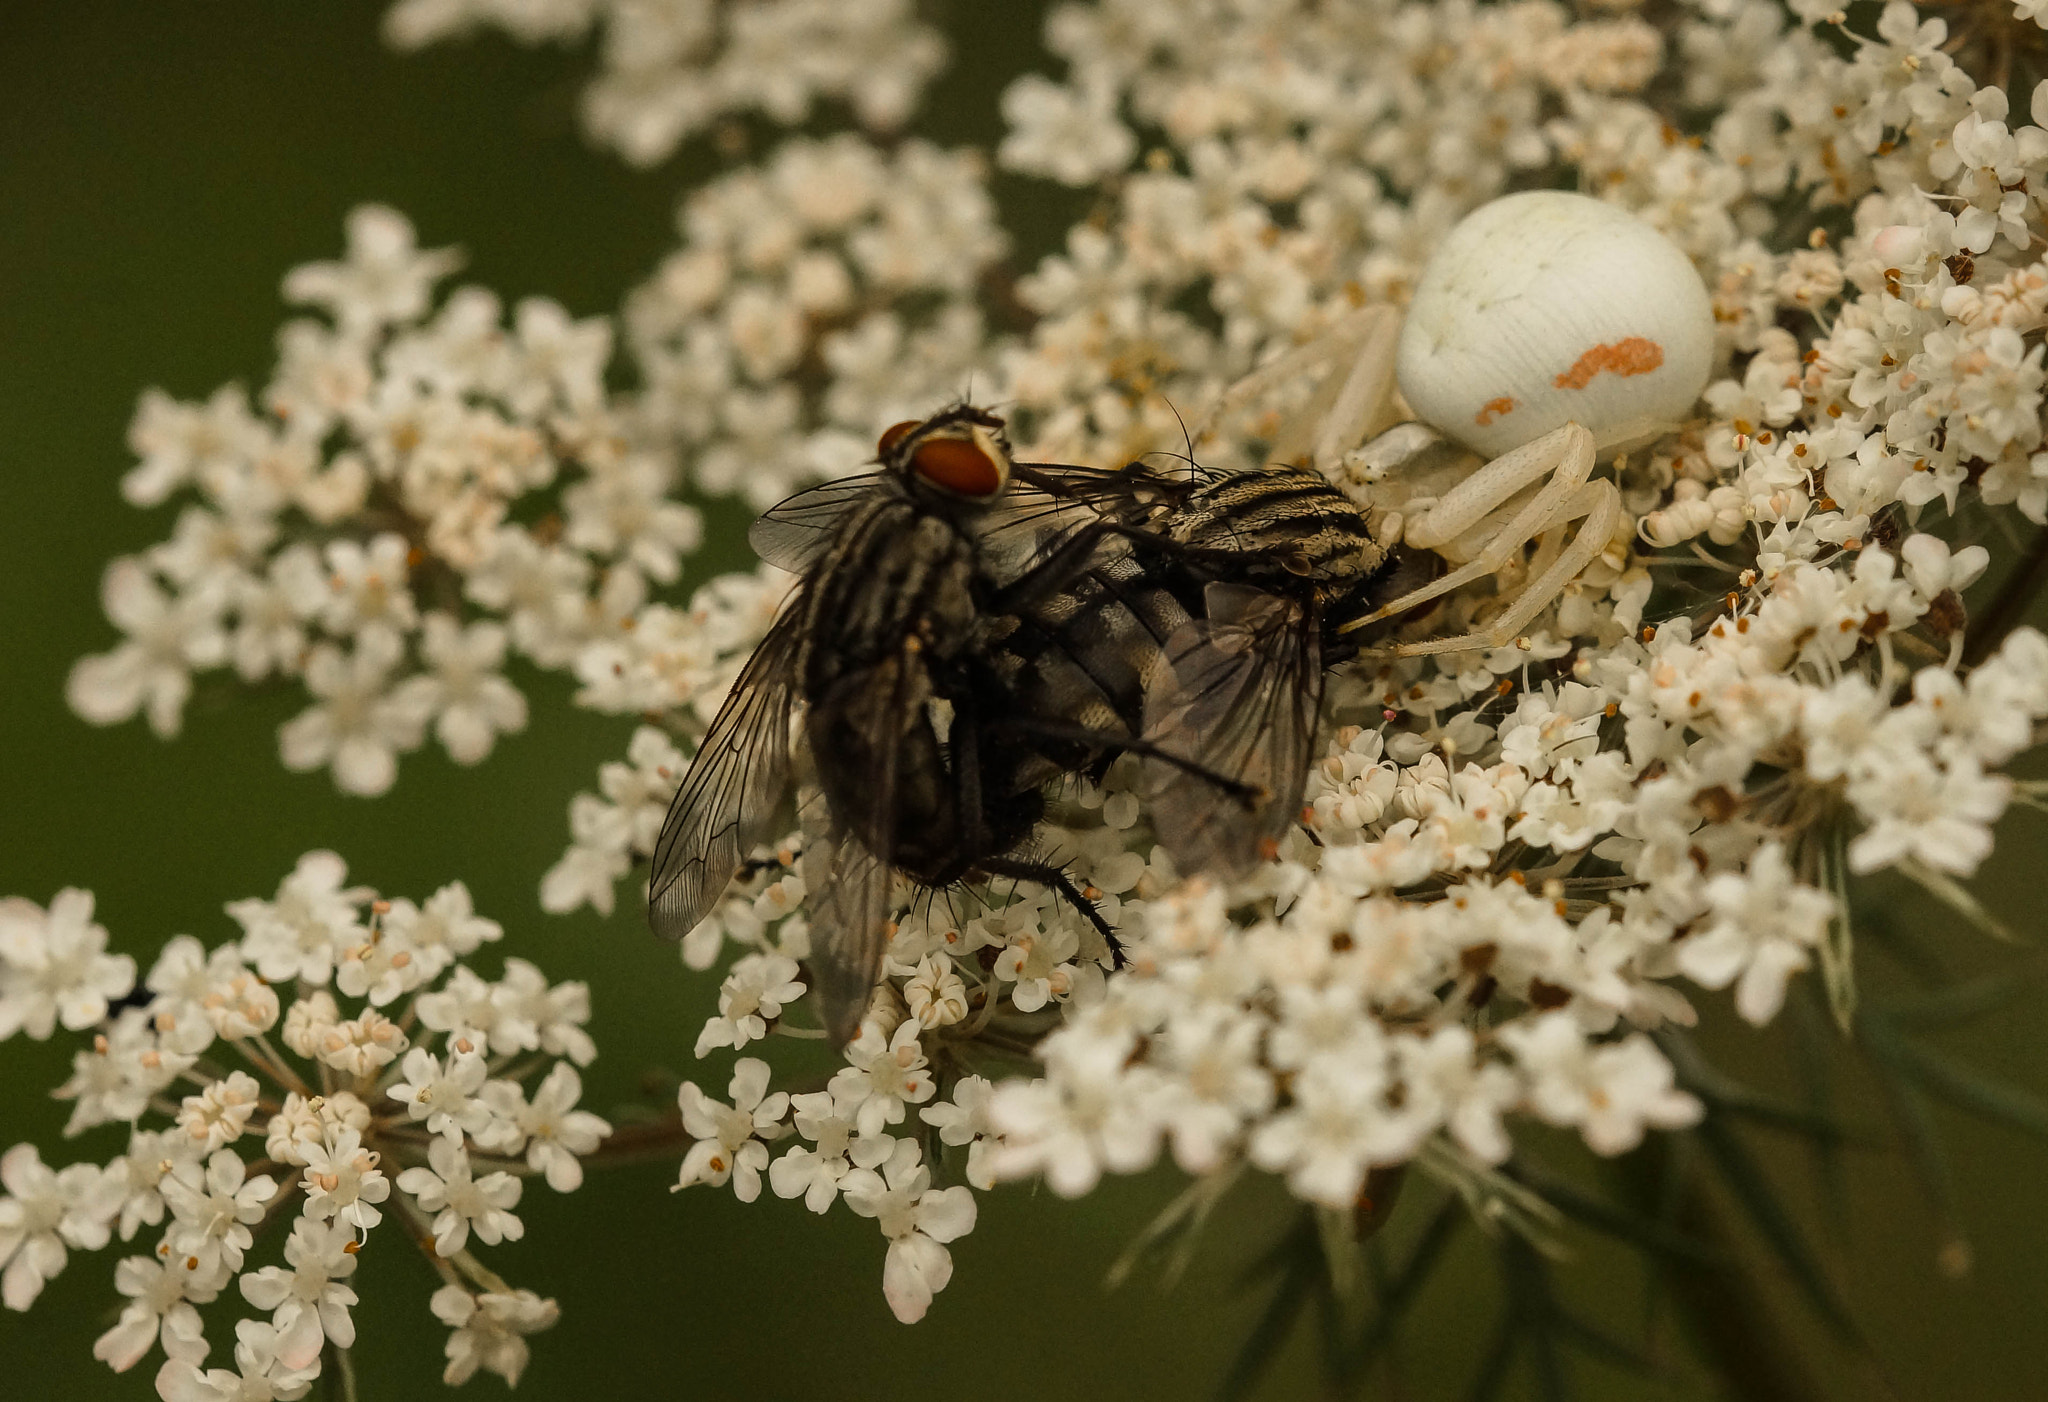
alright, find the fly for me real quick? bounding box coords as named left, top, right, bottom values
left=646, top=406, right=1241, bottom=1044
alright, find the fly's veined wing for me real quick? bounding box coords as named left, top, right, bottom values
left=646, top=605, right=805, bottom=942
left=800, top=647, right=917, bottom=1046
left=1141, top=581, right=1323, bottom=878
left=1006, top=460, right=1191, bottom=536
left=975, top=461, right=1190, bottom=597
left=748, top=473, right=886, bottom=573
left=805, top=830, right=898, bottom=1047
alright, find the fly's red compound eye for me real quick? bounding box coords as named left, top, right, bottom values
left=910, top=436, right=1004, bottom=497
left=877, top=420, right=923, bottom=459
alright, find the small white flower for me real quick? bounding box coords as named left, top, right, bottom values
left=281, top=203, right=461, bottom=334
left=1899, top=533, right=1989, bottom=603
left=92, top=1252, right=213, bottom=1373
left=841, top=1139, right=977, bottom=1324
left=265, top=1092, right=372, bottom=1171
left=829, top=1019, right=936, bottom=1138
left=387, top=1047, right=495, bottom=1144
left=1847, top=752, right=2012, bottom=876
left=0, top=889, right=137, bottom=1041
left=1683, top=844, right=1833, bottom=1024
left=175, top=1071, right=265, bottom=1155
left=903, top=953, right=968, bottom=1029
left=333, top=914, right=426, bottom=1006
left=770, top=1088, right=897, bottom=1215
left=1503, top=1017, right=1702, bottom=1155
left=1248, top=1056, right=1399, bottom=1209
left=562, top=455, right=703, bottom=583
left=381, top=881, right=500, bottom=982
left=142, top=935, right=245, bottom=1054
left=675, top=1058, right=790, bottom=1201
left=396, top=1138, right=524, bottom=1257
left=238, top=1216, right=360, bottom=1369
left=478, top=957, right=596, bottom=1065
left=509, top=1064, right=610, bottom=1193
left=122, top=383, right=266, bottom=507
left=160, top=1149, right=278, bottom=1285
left=1394, top=1027, right=1519, bottom=1166
left=227, top=852, right=368, bottom=987
left=986, top=1039, right=1164, bottom=1198
left=154, top=1317, right=322, bottom=1402
left=109, top=1128, right=198, bottom=1242
left=1152, top=1008, right=1276, bottom=1175
left=918, top=1075, right=998, bottom=1190
left=998, top=74, right=1136, bottom=186
left=55, top=1009, right=192, bottom=1136
left=991, top=919, right=1083, bottom=1014
left=65, top=560, right=226, bottom=739
left=430, top=1284, right=559, bottom=1388
left=0, top=1143, right=122, bottom=1310
left=695, top=951, right=805, bottom=1055
left=413, top=965, right=502, bottom=1052
left=397, top=612, right=529, bottom=765
left=299, top=1127, right=391, bottom=1232
left=277, top=630, right=434, bottom=797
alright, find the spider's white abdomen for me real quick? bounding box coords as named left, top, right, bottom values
left=1396, top=191, right=1713, bottom=458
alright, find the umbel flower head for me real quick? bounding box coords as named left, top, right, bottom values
left=0, top=855, right=606, bottom=1391
left=578, top=0, right=2048, bottom=1333
left=47, top=0, right=2048, bottom=1377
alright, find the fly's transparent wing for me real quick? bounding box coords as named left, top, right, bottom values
left=646, top=605, right=805, bottom=942
left=800, top=648, right=917, bottom=1047
left=975, top=462, right=1191, bottom=607
left=748, top=474, right=885, bottom=573
left=1141, top=581, right=1323, bottom=878
left=1001, top=461, right=1188, bottom=541
left=805, top=831, right=898, bottom=1047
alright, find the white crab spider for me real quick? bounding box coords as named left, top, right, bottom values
left=1210, top=190, right=1715, bottom=656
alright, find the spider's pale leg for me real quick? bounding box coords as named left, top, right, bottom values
left=1401, top=423, right=1593, bottom=553
left=1522, top=514, right=1567, bottom=583
left=1284, top=307, right=1400, bottom=469
left=1346, top=423, right=1596, bottom=628
left=1391, top=479, right=1622, bottom=656
left=1201, top=305, right=1396, bottom=454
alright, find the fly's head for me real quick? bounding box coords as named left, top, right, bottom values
left=877, top=406, right=1014, bottom=504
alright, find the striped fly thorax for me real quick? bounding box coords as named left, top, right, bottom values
left=1160, top=468, right=1393, bottom=648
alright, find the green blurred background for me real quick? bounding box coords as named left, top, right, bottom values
left=2, top=4, right=2046, bottom=1398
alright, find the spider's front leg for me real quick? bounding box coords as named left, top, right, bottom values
left=1202, top=303, right=1403, bottom=471
left=1343, top=422, right=1623, bottom=656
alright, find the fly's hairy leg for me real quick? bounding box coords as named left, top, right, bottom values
left=987, top=714, right=1265, bottom=807
left=978, top=854, right=1125, bottom=969
left=947, top=686, right=995, bottom=868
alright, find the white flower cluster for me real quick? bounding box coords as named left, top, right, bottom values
left=56, top=0, right=2048, bottom=1338
left=599, top=0, right=2048, bottom=1320
left=66, top=205, right=700, bottom=796
left=0, top=854, right=606, bottom=1394
left=672, top=1049, right=979, bottom=1325
left=621, top=134, right=1010, bottom=508
left=383, top=0, right=947, bottom=167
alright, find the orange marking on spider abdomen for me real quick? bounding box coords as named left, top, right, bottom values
left=1553, top=336, right=1664, bottom=390
left=1474, top=396, right=1516, bottom=426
